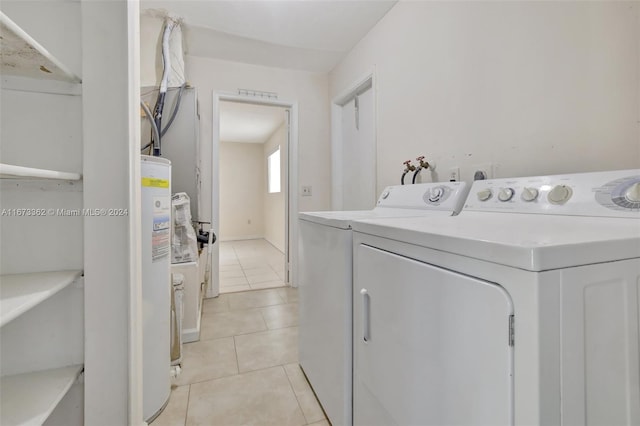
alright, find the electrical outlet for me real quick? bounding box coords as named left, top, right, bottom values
left=302, top=186, right=312, bottom=196
left=473, top=163, right=493, bottom=180
left=448, top=167, right=460, bottom=182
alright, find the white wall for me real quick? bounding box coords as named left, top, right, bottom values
left=140, top=14, right=332, bottom=220
left=1, top=73, right=83, bottom=274
left=83, top=2, right=142, bottom=424
left=187, top=55, right=331, bottom=221
left=219, top=141, right=265, bottom=240
left=330, top=1, right=640, bottom=192
left=264, top=123, right=287, bottom=252
left=140, top=13, right=163, bottom=88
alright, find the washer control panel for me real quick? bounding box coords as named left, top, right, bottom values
left=464, top=169, right=640, bottom=218
left=376, top=181, right=471, bottom=214
left=423, top=185, right=450, bottom=204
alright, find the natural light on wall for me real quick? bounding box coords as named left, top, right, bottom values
left=268, top=146, right=281, bottom=193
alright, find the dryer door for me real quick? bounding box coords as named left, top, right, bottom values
left=354, top=244, right=514, bottom=426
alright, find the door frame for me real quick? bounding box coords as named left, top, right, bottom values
left=331, top=69, right=377, bottom=210
left=210, top=92, right=299, bottom=296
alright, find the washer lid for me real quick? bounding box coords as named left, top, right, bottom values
left=299, top=209, right=455, bottom=230
left=352, top=212, right=640, bottom=271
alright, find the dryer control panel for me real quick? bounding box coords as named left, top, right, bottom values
left=464, top=169, right=640, bottom=218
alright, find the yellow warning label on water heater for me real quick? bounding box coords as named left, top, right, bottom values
left=142, top=177, right=170, bottom=188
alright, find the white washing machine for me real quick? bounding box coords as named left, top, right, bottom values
left=298, top=181, right=470, bottom=426
left=351, top=169, right=640, bottom=426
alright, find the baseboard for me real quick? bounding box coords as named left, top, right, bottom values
left=263, top=237, right=285, bottom=254
left=182, top=327, right=200, bottom=344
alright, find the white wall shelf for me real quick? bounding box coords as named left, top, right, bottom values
left=1, top=75, right=82, bottom=96
left=0, top=6, right=85, bottom=424
left=0, top=270, right=82, bottom=327
left=0, top=364, right=83, bottom=426
left=0, top=163, right=82, bottom=181
left=0, top=11, right=81, bottom=84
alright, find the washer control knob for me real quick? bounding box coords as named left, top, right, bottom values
left=477, top=188, right=492, bottom=201
left=625, top=182, right=640, bottom=202
left=548, top=184, right=573, bottom=205
left=521, top=187, right=539, bottom=202
left=498, top=188, right=515, bottom=202
left=428, top=187, right=445, bottom=202
left=381, top=191, right=390, bottom=200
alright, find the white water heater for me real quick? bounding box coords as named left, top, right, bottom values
left=141, top=155, right=171, bottom=421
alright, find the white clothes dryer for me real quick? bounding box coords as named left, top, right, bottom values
left=298, top=181, right=470, bottom=426
left=351, top=169, right=640, bottom=426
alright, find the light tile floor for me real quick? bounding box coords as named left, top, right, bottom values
left=152, top=287, right=329, bottom=426
left=219, top=239, right=286, bottom=294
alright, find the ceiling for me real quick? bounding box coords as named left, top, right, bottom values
left=141, top=0, right=397, bottom=72
left=220, top=101, right=286, bottom=144
left=141, top=1, right=397, bottom=141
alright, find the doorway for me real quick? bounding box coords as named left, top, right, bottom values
left=210, top=94, right=298, bottom=297
left=331, top=72, right=376, bottom=210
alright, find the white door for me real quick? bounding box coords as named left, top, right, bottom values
left=337, top=85, right=375, bottom=210
left=354, top=244, right=514, bottom=426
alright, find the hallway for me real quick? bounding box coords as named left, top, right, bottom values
left=219, top=239, right=287, bottom=293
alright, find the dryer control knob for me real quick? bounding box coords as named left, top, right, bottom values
left=548, top=184, right=573, bottom=205
left=477, top=188, right=492, bottom=201
left=428, top=187, right=445, bottom=202
left=381, top=191, right=390, bottom=200
left=521, top=187, right=539, bottom=202
left=498, top=188, right=515, bottom=202
left=625, top=182, right=640, bottom=202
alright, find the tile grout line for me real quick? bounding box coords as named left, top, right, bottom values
left=257, top=306, right=270, bottom=331
left=235, top=241, right=252, bottom=286
left=220, top=241, right=249, bottom=294
left=232, top=323, right=298, bottom=340
left=232, top=321, right=299, bottom=375
left=200, top=306, right=298, bottom=341
left=232, top=334, right=241, bottom=377
left=282, top=364, right=312, bottom=425
left=174, top=368, right=241, bottom=388
left=183, top=384, right=191, bottom=426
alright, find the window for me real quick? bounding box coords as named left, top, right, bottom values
left=267, top=146, right=281, bottom=193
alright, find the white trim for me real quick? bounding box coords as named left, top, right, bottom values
left=127, top=2, right=144, bottom=425
left=0, top=163, right=81, bottom=181
left=212, top=92, right=299, bottom=294
left=331, top=69, right=377, bottom=210
left=331, top=103, right=343, bottom=210
left=267, top=145, right=282, bottom=193
left=333, top=70, right=374, bottom=106
left=181, top=327, right=201, bottom=344
left=283, top=110, right=291, bottom=284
